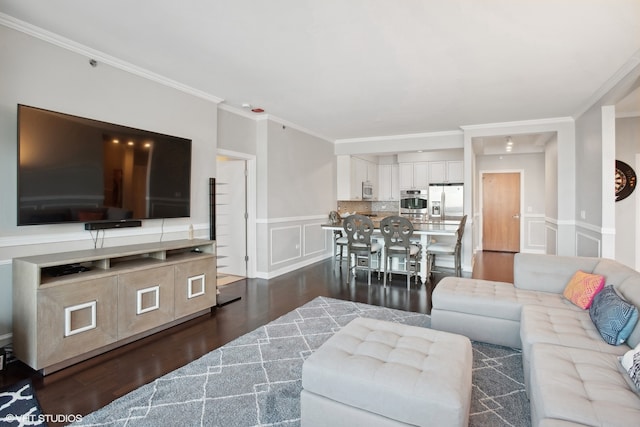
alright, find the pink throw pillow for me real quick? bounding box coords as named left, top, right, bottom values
left=563, top=270, right=605, bottom=309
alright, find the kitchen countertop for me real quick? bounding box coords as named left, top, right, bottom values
left=322, top=217, right=461, bottom=235
left=322, top=216, right=463, bottom=283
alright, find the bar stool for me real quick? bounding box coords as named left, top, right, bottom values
left=333, top=230, right=348, bottom=266
left=379, top=215, right=422, bottom=289
left=426, top=215, right=467, bottom=277
left=343, top=214, right=382, bottom=285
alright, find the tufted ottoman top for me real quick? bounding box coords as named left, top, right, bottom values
left=302, top=317, right=472, bottom=427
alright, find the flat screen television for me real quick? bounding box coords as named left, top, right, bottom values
left=17, top=104, right=192, bottom=226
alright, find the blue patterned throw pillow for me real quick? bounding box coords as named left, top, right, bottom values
left=589, top=286, right=639, bottom=345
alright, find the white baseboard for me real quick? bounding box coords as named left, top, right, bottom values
left=255, top=253, right=333, bottom=279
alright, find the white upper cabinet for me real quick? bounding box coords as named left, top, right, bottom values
left=338, top=154, right=463, bottom=200
left=351, top=157, right=368, bottom=199
left=337, top=155, right=380, bottom=200
left=399, top=162, right=428, bottom=189
left=337, top=155, right=351, bottom=200
left=378, top=164, right=399, bottom=200
left=428, top=160, right=463, bottom=184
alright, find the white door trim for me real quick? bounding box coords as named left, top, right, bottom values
left=217, top=149, right=257, bottom=278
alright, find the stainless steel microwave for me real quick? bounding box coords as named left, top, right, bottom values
left=362, top=181, right=374, bottom=199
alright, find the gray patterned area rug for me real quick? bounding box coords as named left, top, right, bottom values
left=74, top=297, right=530, bottom=427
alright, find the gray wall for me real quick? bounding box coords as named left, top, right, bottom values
left=217, top=108, right=257, bottom=155
left=616, top=116, right=640, bottom=268
left=217, top=110, right=336, bottom=279
left=0, top=25, right=218, bottom=345
left=575, top=105, right=605, bottom=227
left=257, top=120, right=336, bottom=276
left=545, top=136, right=559, bottom=254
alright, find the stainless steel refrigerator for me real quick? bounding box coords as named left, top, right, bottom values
left=428, top=183, right=464, bottom=219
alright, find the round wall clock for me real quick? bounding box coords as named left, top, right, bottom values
left=615, top=160, right=637, bottom=202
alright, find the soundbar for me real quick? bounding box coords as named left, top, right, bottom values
left=84, top=220, right=142, bottom=230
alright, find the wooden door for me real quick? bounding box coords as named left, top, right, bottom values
left=482, top=172, right=520, bottom=252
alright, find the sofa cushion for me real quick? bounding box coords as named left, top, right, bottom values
left=620, top=343, right=640, bottom=391
left=529, top=343, right=640, bottom=427
left=520, top=305, right=629, bottom=358
left=589, top=286, right=639, bottom=345
left=514, top=253, right=600, bottom=293
left=616, top=273, right=640, bottom=348
left=562, top=270, right=605, bottom=309
left=433, top=277, right=578, bottom=322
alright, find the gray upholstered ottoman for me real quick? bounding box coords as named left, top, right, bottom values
left=301, top=317, right=473, bottom=427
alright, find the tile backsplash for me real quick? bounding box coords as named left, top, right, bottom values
left=337, top=200, right=400, bottom=215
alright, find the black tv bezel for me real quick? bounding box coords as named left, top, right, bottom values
left=16, top=104, right=193, bottom=226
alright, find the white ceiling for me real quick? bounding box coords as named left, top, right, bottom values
left=1, top=0, right=640, bottom=142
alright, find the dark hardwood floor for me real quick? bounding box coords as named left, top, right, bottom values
left=0, top=252, right=514, bottom=426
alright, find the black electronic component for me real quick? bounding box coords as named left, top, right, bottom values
left=84, top=220, right=142, bottom=230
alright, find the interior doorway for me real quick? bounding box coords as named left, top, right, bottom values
left=482, top=172, right=521, bottom=252
left=216, top=155, right=248, bottom=286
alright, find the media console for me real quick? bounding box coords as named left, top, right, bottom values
left=12, top=239, right=217, bottom=374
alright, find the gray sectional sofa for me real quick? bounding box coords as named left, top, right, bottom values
left=431, top=253, right=640, bottom=426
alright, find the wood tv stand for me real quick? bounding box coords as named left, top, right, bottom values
left=12, top=239, right=217, bottom=374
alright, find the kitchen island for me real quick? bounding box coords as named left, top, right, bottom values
left=322, top=217, right=461, bottom=283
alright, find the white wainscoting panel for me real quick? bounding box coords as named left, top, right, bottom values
left=545, top=224, right=557, bottom=255
left=304, top=223, right=327, bottom=256
left=576, top=231, right=601, bottom=257
left=270, top=225, right=302, bottom=266
left=526, top=217, right=546, bottom=250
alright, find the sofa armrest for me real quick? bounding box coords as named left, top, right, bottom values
left=513, top=253, right=600, bottom=293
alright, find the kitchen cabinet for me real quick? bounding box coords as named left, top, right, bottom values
left=429, top=160, right=463, bottom=183
left=399, top=162, right=428, bottom=189
left=337, top=155, right=379, bottom=200
left=367, top=162, right=378, bottom=190
left=378, top=164, right=399, bottom=200
left=350, top=157, right=372, bottom=199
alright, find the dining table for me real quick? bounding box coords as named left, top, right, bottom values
left=321, top=216, right=461, bottom=284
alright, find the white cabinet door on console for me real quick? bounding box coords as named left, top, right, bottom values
left=117, top=266, right=175, bottom=339
left=174, top=258, right=217, bottom=318
left=37, top=277, right=118, bottom=369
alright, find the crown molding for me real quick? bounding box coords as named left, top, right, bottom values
left=616, top=110, right=640, bottom=119
left=0, top=13, right=223, bottom=104
left=218, top=103, right=333, bottom=143
left=572, top=48, right=640, bottom=119
left=218, top=103, right=268, bottom=120
left=268, top=114, right=334, bottom=143
left=335, top=129, right=463, bottom=145
left=460, top=117, right=574, bottom=131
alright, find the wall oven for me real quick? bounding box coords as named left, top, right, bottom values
left=400, top=189, right=428, bottom=218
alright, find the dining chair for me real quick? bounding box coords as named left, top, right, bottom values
left=343, top=214, right=382, bottom=285
left=329, top=211, right=348, bottom=267
left=379, top=215, right=422, bottom=289
left=333, top=230, right=348, bottom=267
left=426, top=215, right=467, bottom=277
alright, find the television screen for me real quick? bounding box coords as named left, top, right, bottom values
left=17, top=104, right=192, bottom=226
